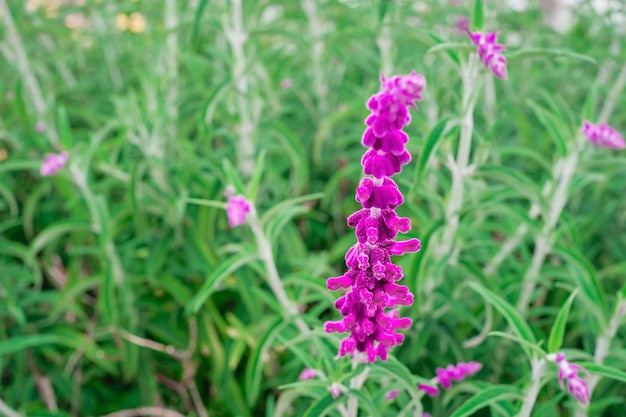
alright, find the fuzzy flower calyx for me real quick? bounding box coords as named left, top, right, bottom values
left=581, top=120, right=625, bottom=150
left=325, top=72, right=424, bottom=363
left=469, top=31, right=508, bottom=80
left=40, top=151, right=68, bottom=176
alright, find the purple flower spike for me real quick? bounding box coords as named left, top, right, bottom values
left=40, top=151, right=68, bottom=176
left=581, top=120, right=625, bottom=150
left=469, top=31, right=508, bottom=80
left=552, top=352, right=590, bottom=406
left=324, top=72, right=425, bottom=362
left=224, top=189, right=251, bottom=228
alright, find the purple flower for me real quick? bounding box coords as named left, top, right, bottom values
left=36, top=121, right=46, bottom=133
left=553, top=352, right=590, bottom=405
left=330, top=383, right=341, bottom=399
left=224, top=189, right=251, bottom=228
left=418, top=362, right=482, bottom=395
left=469, top=31, right=508, bottom=80
left=324, top=72, right=425, bottom=363
left=385, top=389, right=401, bottom=401
left=456, top=16, right=469, bottom=34
left=417, top=383, right=440, bottom=397
left=40, top=151, right=68, bottom=176
left=299, top=368, right=319, bottom=381
left=280, top=78, right=293, bottom=89
left=581, top=120, right=625, bottom=149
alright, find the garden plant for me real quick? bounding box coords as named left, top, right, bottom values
left=1, top=0, right=626, bottom=416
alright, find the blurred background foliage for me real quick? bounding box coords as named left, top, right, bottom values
left=1, top=0, right=625, bottom=416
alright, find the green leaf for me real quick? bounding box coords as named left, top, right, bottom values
left=552, top=245, right=607, bottom=321
left=247, top=149, right=266, bottom=202
left=0, top=334, right=59, bottom=356
left=378, top=0, right=391, bottom=22
left=547, top=289, right=579, bottom=353
left=471, top=0, right=484, bottom=32
left=185, top=252, right=260, bottom=315
left=449, top=385, right=523, bottom=417
left=487, top=331, right=546, bottom=358
left=468, top=282, right=537, bottom=358
left=303, top=392, right=337, bottom=417
left=29, top=221, right=93, bottom=257
left=222, top=158, right=247, bottom=195
left=245, top=317, right=288, bottom=406
left=507, top=48, right=596, bottom=64
left=526, top=100, right=569, bottom=155
left=426, top=42, right=475, bottom=55
left=580, top=363, right=626, bottom=384
left=186, top=198, right=226, bottom=210
left=411, top=117, right=450, bottom=191
left=260, top=193, right=324, bottom=228
left=476, top=165, right=548, bottom=214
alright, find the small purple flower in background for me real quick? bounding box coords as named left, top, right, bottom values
left=417, top=383, right=440, bottom=397
left=298, top=368, right=319, bottom=381
left=549, top=352, right=590, bottom=405
left=581, top=120, right=625, bottom=149
left=324, top=71, right=425, bottom=363
left=330, top=383, right=341, bottom=399
left=469, top=31, right=508, bottom=80
left=36, top=121, right=46, bottom=133
left=40, top=151, right=68, bottom=176
left=418, top=361, right=482, bottom=395
left=385, top=389, right=400, bottom=401
left=456, top=15, right=469, bottom=34
left=280, top=78, right=293, bottom=89
left=224, top=187, right=252, bottom=228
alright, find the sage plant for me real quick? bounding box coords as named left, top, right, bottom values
left=324, top=71, right=424, bottom=362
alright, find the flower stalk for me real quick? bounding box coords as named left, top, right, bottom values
left=226, top=0, right=256, bottom=177
left=516, top=357, right=547, bottom=417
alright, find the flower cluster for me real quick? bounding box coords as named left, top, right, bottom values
left=324, top=71, right=425, bottom=363
left=548, top=352, right=590, bottom=405
left=581, top=120, right=625, bottom=150
left=469, top=31, right=508, bottom=80
left=224, top=187, right=252, bottom=228
left=40, top=151, right=68, bottom=176
left=418, top=361, right=483, bottom=397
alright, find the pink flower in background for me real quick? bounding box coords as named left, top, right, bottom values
left=456, top=15, right=469, bottom=34
left=385, top=389, right=401, bottom=400
left=553, top=352, right=590, bottom=405
left=581, top=120, right=625, bottom=149
left=36, top=121, right=46, bottom=132
left=469, top=31, right=508, bottom=80
left=224, top=189, right=251, bottom=228
left=324, top=71, right=424, bottom=363
left=418, top=362, right=482, bottom=396
left=298, top=368, right=319, bottom=381
left=417, top=383, right=440, bottom=397
left=40, top=151, right=68, bottom=176
left=280, top=78, right=293, bottom=89
left=330, top=383, right=341, bottom=399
